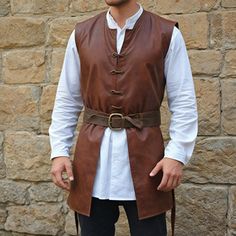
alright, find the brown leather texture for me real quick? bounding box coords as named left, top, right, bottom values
left=83, top=107, right=161, bottom=130
left=67, top=9, right=178, bottom=220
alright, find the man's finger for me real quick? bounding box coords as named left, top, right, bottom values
left=149, top=160, right=162, bottom=177
left=172, top=177, right=179, bottom=188
left=65, top=163, right=74, bottom=181
left=54, top=171, right=69, bottom=190
left=157, top=172, right=169, bottom=190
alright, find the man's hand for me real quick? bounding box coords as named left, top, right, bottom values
left=50, top=156, right=74, bottom=191
left=149, top=158, right=183, bottom=192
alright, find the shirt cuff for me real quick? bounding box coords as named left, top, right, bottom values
left=50, top=150, right=71, bottom=160
left=164, top=141, right=190, bottom=165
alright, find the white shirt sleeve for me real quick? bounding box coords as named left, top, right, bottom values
left=163, top=26, right=198, bottom=165
left=48, top=30, right=84, bottom=160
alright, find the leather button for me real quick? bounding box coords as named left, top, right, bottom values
left=112, top=52, right=119, bottom=58
left=111, top=90, right=123, bottom=95
left=110, top=69, right=124, bottom=75
left=111, top=105, right=122, bottom=110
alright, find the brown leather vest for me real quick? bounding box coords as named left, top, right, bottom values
left=67, top=9, right=178, bottom=221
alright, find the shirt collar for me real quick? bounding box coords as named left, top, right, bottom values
left=106, top=3, right=143, bottom=30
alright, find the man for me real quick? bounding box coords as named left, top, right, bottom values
left=49, top=0, right=198, bottom=235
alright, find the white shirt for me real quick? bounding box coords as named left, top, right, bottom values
left=49, top=4, right=198, bottom=200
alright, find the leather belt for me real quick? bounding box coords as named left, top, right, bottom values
left=83, top=107, right=161, bottom=130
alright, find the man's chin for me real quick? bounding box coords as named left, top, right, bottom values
left=105, top=0, right=130, bottom=7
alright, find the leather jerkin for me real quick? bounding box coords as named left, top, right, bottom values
left=66, top=9, right=178, bottom=235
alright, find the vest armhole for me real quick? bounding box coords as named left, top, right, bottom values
left=162, top=20, right=179, bottom=59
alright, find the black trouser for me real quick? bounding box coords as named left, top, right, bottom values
left=77, top=197, right=167, bottom=236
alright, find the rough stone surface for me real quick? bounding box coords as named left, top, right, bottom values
left=49, top=49, right=65, bottom=84
left=29, top=182, right=63, bottom=202
left=156, top=0, right=217, bottom=14
left=0, top=180, right=30, bottom=204
left=11, top=0, right=69, bottom=14
left=65, top=210, right=77, bottom=235
left=0, top=18, right=45, bottom=48
left=47, top=18, right=81, bottom=47
left=0, top=133, right=6, bottom=179
left=40, top=85, right=57, bottom=133
left=5, top=204, right=64, bottom=235
left=2, top=49, right=45, bottom=84
left=71, top=0, right=106, bottom=13
left=222, top=80, right=236, bottom=135
left=174, top=184, right=228, bottom=236
left=4, top=132, right=51, bottom=181
left=222, top=50, right=236, bottom=77
left=0, top=208, right=7, bottom=230
left=0, top=0, right=10, bottom=16
left=189, top=50, right=222, bottom=75
left=229, top=187, right=236, bottom=231
left=222, top=0, right=236, bottom=8
left=171, top=13, right=209, bottom=49
left=116, top=207, right=130, bottom=236
left=0, top=85, right=40, bottom=131
left=194, top=78, right=221, bottom=135
left=211, top=12, right=236, bottom=49
left=160, top=96, right=171, bottom=140
left=183, top=137, right=236, bottom=184
left=222, top=11, right=236, bottom=49
left=209, top=12, right=223, bottom=48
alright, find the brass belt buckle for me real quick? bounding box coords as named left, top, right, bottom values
left=108, top=113, right=123, bottom=131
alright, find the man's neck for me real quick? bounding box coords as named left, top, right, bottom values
left=109, top=1, right=140, bottom=28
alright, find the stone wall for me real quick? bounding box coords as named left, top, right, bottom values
left=0, top=0, right=235, bottom=235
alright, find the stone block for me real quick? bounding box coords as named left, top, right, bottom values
left=209, top=12, right=223, bottom=48
left=0, top=133, right=3, bottom=152
left=47, top=18, right=80, bottom=47
left=5, top=204, right=64, bottom=235
left=29, top=182, right=63, bottom=202
left=188, top=50, right=222, bottom=75
left=40, top=85, right=57, bottom=134
left=0, top=208, right=7, bottom=230
left=229, top=187, right=236, bottom=231
left=194, top=78, right=220, bottom=135
left=71, top=0, right=106, bottom=13
left=0, top=231, right=37, bottom=236
left=0, top=85, right=40, bottom=131
left=0, top=133, right=5, bottom=179
left=171, top=13, right=209, bottom=49
left=210, top=12, right=236, bottom=49
left=160, top=96, right=171, bottom=140
left=0, top=18, right=45, bottom=48
left=222, top=50, right=236, bottom=77
left=4, top=132, right=52, bottom=181
left=49, top=49, right=65, bottom=84
left=116, top=206, right=129, bottom=236
left=0, top=180, right=29, bottom=204
left=222, top=11, right=236, bottom=49
left=222, top=80, right=236, bottom=135
left=174, top=184, right=228, bottom=236
left=11, top=0, right=69, bottom=14
left=156, top=0, right=217, bottom=14
left=183, top=137, right=236, bottom=183
left=2, top=49, right=45, bottom=84
left=138, top=0, right=156, bottom=10
left=65, top=210, right=77, bottom=235
left=0, top=0, right=10, bottom=16
left=222, top=0, right=236, bottom=8
left=0, top=154, right=6, bottom=179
